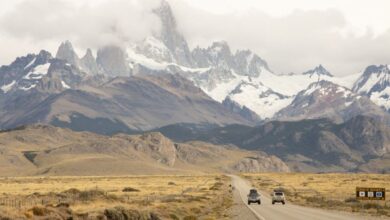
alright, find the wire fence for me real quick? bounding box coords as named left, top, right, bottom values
left=0, top=197, right=73, bottom=209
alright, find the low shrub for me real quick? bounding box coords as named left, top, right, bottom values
left=209, top=182, right=223, bottom=191
left=169, top=214, right=179, bottom=220
left=79, top=189, right=105, bottom=201
left=31, top=206, right=51, bottom=216
left=363, top=203, right=382, bottom=209
left=104, top=206, right=160, bottom=220
left=122, top=187, right=140, bottom=192
left=63, top=188, right=81, bottom=195
left=183, top=216, right=197, bottom=220
left=305, top=196, right=325, bottom=203
left=344, top=197, right=359, bottom=203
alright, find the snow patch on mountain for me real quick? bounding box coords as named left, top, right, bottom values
left=1, top=80, right=16, bottom=93
left=135, top=37, right=175, bottom=63
left=20, top=84, right=37, bottom=91
left=23, top=63, right=50, bottom=80
left=24, top=58, right=36, bottom=70
left=228, top=82, right=293, bottom=118
left=335, top=72, right=362, bottom=88
left=61, top=81, right=70, bottom=89
left=370, top=87, right=390, bottom=110
left=127, top=47, right=167, bottom=71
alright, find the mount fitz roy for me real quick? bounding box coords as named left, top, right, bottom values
left=1, top=0, right=390, bottom=132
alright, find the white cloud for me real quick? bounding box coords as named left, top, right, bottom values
left=170, top=0, right=390, bottom=75
left=0, top=0, right=161, bottom=59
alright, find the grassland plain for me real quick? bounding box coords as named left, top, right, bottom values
left=0, top=175, right=233, bottom=219
left=243, top=173, right=390, bottom=217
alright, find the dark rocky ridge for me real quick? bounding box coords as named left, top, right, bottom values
left=153, top=115, right=390, bottom=173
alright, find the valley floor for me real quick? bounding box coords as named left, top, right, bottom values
left=0, top=175, right=233, bottom=219
left=0, top=173, right=389, bottom=219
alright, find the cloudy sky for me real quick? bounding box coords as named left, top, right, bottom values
left=0, top=0, right=389, bottom=76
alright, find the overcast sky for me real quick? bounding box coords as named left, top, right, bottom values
left=0, top=0, right=389, bottom=76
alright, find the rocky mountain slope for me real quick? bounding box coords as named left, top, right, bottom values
left=153, top=116, right=390, bottom=173
left=1, top=0, right=390, bottom=126
left=0, top=125, right=289, bottom=176
left=0, top=62, right=251, bottom=132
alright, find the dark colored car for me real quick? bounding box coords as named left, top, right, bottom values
left=247, top=189, right=261, bottom=205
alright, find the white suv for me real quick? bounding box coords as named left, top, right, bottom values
left=272, top=191, right=285, bottom=205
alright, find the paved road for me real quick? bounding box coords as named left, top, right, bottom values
left=230, top=175, right=385, bottom=220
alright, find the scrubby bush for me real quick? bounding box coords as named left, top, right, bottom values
left=104, top=206, right=160, bottom=220
left=169, top=214, right=179, bottom=220
left=0, top=216, right=12, bottom=220
left=209, top=182, right=223, bottom=191
left=183, top=216, right=197, bottom=220
left=79, top=189, right=105, bottom=200
left=363, top=203, right=382, bottom=209
left=305, top=196, right=325, bottom=203
left=31, top=206, right=51, bottom=216
left=344, top=197, right=359, bottom=203
left=63, top=188, right=81, bottom=195
left=122, top=187, right=140, bottom=192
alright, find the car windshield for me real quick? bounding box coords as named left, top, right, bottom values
left=249, top=190, right=258, bottom=196
left=275, top=192, right=283, bottom=196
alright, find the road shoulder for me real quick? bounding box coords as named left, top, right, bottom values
left=229, top=182, right=259, bottom=220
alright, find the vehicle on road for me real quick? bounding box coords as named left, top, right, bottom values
left=247, top=189, right=261, bottom=205
left=272, top=190, right=286, bottom=205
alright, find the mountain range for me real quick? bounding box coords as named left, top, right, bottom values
left=0, top=0, right=390, bottom=174
left=1, top=1, right=390, bottom=128
left=153, top=115, right=390, bottom=173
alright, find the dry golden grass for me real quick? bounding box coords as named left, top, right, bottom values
left=0, top=175, right=233, bottom=219
left=243, top=173, right=390, bottom=217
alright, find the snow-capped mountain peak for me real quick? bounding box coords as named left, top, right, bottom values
left=303, top=64, right=333, bottom=78
left=353, top=64, right=390, bottom=111
left=273, top=80, right=389, bottom=122
left=353, top=64, right=390, bottom=95
left=0, top=46, right=91, bottom=94
left=3, top=0, right=389, bottom=126
left=302, top=80, right=352, bottom=97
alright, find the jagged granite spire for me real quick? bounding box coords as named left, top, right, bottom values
left=55, top=41, right=80, bottom=67
left=153, top=0, right=193, bottom=67
left=80, top=49, right=100, bottom=75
